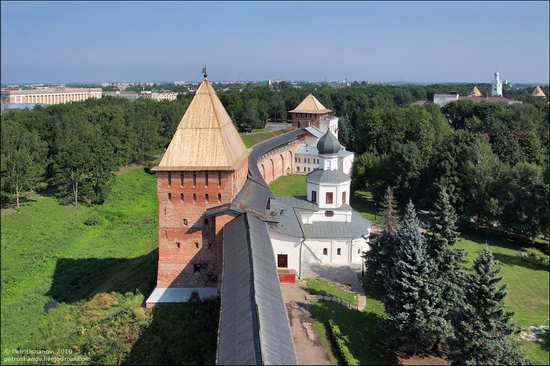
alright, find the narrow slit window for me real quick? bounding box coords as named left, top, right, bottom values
left=218, top=171, right=222, bottom=187
left=180, top=172, right=184, bottom=186
left=168, top=172, right=171, bottom=187
left=205, top=172, right=209, bottom=187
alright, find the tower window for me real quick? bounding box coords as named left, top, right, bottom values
left=176, top=242, right=180, bottom=248
left=205, top=194, right=209, bottom=203
left=218, top=171, right=222, bottom=187
left=218, top=194, right=222, bottom=202
left=337, top=248, right=341, bottom=255
left=326, top=192, right=333, bottom=204
left=180, top=193, right=184, bottom=202
left=167, top=193, right=171, bottom=201
left=193, top=194, right=196, bottom=203
left=311, top=190, right=317, bottom=203
left=193, top=172, right=196, bottom=187
left=180, top=172, right=184, bottom=187
left=195, top=242, right=199, bottom=249
left=168, top=172, right=171, bottom=187
left=205, top=172, right=209, bottom=187
left=323, top=248, right=327, bottom=255
left=183, top=219, right=188, bottom=226
left=325, top=211, right=334, bottom=217
left=342, top=191, right=347, bottom=205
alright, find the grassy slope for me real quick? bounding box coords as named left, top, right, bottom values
left=1, top=167, right=219, bottom=365
left=270, top=173, right=549, bottom=365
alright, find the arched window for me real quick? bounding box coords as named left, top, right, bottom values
left=323, top=248, right=328, bottom=255
left=337, top=248, right=341, bottom=255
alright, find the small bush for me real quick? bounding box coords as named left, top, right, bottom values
left=84, top=214, right=102, bottom=226
left=328, top=319, right=360, bottom=366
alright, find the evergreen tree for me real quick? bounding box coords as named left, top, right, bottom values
left=365, top=186, right=399, bottom=287
left=337, top=114, right=353, bottom=148
left=447, top=247, right=531, bottom=365
left=425, top=189, right=468, bottom=309
left=379, top=200, right=448, bottom=356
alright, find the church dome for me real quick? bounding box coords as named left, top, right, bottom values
left=317, top=130, right=340, bottom=155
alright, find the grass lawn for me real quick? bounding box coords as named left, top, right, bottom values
left=269, top=173, right=307, bottom=197
left=239, top=127, right=292, bottom=148
left=1, top=165, right=219, bottom=365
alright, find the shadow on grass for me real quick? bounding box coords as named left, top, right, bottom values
left=492, top=252, right=549, bottom=272
left=45, top=248, right=158, bottom=303
left=122, top=299, right=220, bottom=365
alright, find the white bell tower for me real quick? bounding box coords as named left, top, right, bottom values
left=492, top=70, right=502, bottom=97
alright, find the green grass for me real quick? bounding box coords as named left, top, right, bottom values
left=305, top=279, right=359, bottom=306
left=309, top=274, right=391, bottom=365
left=1, top=166, right=220, bottom=365
left=269, top=174, right=307, bottom=197
left=240, top=127, right=292, bottom=148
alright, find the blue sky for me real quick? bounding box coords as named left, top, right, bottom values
left=1, top=1, right=549, bottom=84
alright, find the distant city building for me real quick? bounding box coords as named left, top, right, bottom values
left=433, top=92, right=459, bottom=107
left=140, top=90, right=179, bottom=101
left=103, top=91, right=140, bottom=101
left=1, top=86, right=102, bottom=105
left=492, top=70, right=503, bottom=97
left=174, top=81, right=186, bottom=85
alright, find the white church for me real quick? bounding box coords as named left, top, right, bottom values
left=266, top=129, right=372, bottom=278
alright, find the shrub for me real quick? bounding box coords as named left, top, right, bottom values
left=84, top=214, right=102, bottom=226
left=327, top=319, right=360, bottom=366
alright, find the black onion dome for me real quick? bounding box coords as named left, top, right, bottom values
left=317, top=130, right=340, bottom=155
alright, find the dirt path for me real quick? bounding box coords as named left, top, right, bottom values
left=280, top=281, right=332, bottom=365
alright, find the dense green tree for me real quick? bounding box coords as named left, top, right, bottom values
left=380, top=201, right=448, bottom=356
left=447, top=247, right=531, bottom=366
left=425, top=189, right=468, bottom=327
left=53, top=140, right=92, bottom=207
left=500, top=162, right=549, bottom=244
left=460, top=138, right=505, bottom=227
left=84, top=139, right=117, bottom=204
left=337, top=114, right=353, bottom=148
left=365, top=186, right=400, bottom=288
left=1, top=120, right=48, bottom=207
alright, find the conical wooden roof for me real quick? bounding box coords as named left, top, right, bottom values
left=154, top=78, right=250, bottom=171
left=469, top=86, right=482, bottom=97
left=289, top=94, right=331, bottom=114
left=532, top=85, right=546, bottom=97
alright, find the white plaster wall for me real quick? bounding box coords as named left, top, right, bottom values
left=269, top=231, right=301, bottom=271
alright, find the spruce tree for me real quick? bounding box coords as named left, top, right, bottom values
left=379, top=200, right=448, bottom=356
left=447, top=247, right=531, bottom=365
left=365, top=186, right=399, bottom=287
left=425, top=189, right=468, bottom=315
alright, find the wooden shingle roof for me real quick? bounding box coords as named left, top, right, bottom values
left=469, top=86, right=482, bottom=97
left=154, top=78, right=251, bottom=171
left=289, top=94, right=331, bottom=114
left=532, top=85, right=546, bottom=97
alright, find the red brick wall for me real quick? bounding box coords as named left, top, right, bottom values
left=259, top=147, right=297, bottom=184
left=155, top=159, right=248, bottom=288
left=291, top=112, right=326, bottom=129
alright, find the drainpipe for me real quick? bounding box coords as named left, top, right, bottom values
left=299, top=238, right=303, bottom=279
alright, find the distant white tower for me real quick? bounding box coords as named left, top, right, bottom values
left=492, top=70, right=503, bottom=97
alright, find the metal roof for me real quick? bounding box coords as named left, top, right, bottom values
left=217, top=213, right=297, bottom=365
left=306, top=169, right=351, bottom=184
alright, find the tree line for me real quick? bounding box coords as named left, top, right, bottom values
left=350, top=98, right=549, bottom=244
left=1, top=81, right=548, bottom=229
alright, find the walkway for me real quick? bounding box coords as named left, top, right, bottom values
left=279, top=263, right=369, bottom=364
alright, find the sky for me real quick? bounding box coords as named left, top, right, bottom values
left=1, top=1, right=549, bottom=84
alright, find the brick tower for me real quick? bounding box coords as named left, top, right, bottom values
left=146, top=74, right=251, bottom=306
left=288, top=93, right=331, bottom=129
